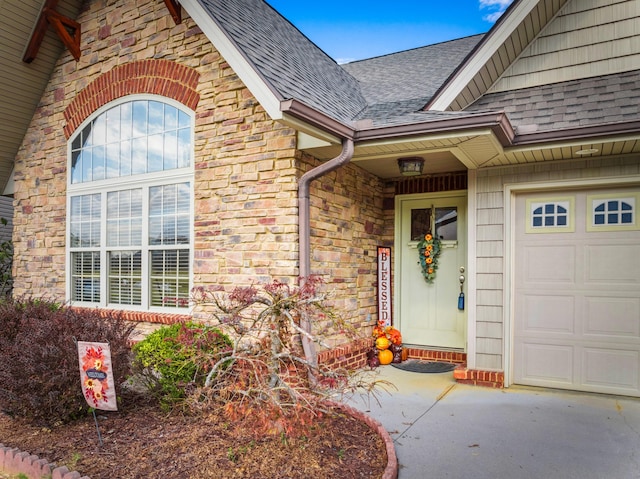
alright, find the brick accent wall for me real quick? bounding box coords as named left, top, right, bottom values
left=63, top=59, right=201, bottom=137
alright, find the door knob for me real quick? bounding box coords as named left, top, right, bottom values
left=459, top=274, right=465, bottom=285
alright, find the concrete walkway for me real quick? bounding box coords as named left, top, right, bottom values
left=345, top=366, right=640, bottom=479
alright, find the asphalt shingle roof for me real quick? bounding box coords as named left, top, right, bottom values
left=197, top=0, right=367, bottom=123
left=341, top=35, right=484, bottom=121
left=467, top=69, right=640, bottom=133
left=197, top=0, right=640, bottom=135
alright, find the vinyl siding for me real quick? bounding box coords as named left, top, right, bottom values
left=491, top=0, right=640, bottom=92
left=473, top=155, right=640, bottom=370
left=0, top=196, right=13, bottom=243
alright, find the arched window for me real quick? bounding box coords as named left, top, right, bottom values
left=67, top=97, right=193, bottom=310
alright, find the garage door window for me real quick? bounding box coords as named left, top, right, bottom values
left=525, top=197, right=575, bottom=233
left=587, top=193, right=639, bottom=231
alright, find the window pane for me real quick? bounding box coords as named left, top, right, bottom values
left=93, top=145, right=105, bottom=181
left=71, top=252, right=100, bottom=302
left=120, top=140, right=132, bottom=177
left=178, top=127, right=191, bottom=168
left=108, top=251, right=142, bottom=305
left=107, top=189, right=142, bottom=247
left=132, top=137, right=147, bottom=175
left=82, top=149, right=92, bottom=182
left=149, top=183, right=190, bottom=245
left=106, top=143, right=119, bottom=179
left=435, top=207, right=457, bottom=241
left=147, top=133, right=164, bottom=172
left=132, top=101, right=148, bottom=138
left=120, top=102, right=132, bottom=140
left=165, top=105, right=178, bottom=130
left=70, top=194, right=101, bottom=247
left=410, top=208, right=431, bottom=241
left=148, top=101, right=164, bottom=135
left=71, top=150, right=83, bottom=184
left=150, top=249, right=189, bottom=308
left=164, top=131, right=178, bottom=170
left=106, top=105, right=120, bottom=143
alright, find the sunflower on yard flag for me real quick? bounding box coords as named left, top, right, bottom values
left=77, top=341, right=118, bottom=411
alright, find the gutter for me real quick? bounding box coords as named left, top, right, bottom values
left=281, top=98, right=515, bottom=147
left=298, top=137, right=354, bottom=278
left=297, top=137, right=354, bottom=370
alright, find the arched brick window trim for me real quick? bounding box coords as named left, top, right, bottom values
left=63, top=59, right=200, bottom=138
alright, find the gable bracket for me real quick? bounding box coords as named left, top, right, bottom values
left=164, top=0, right=182, bottom=25
left=23, top=0, right=81, bottom=63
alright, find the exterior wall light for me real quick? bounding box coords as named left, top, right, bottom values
left=397, top=156, right=425, bottom=176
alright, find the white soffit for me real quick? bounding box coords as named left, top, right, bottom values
left=179, top=0, right=284, bottom=121
left=429, top=0, right=539, bottom=111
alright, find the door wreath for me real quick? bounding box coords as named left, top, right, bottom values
left=417, top=233, right=441, bottom=284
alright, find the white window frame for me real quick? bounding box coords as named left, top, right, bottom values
left=66, top=95, right=195, bottom=312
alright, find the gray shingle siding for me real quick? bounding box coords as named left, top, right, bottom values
left=468, top=69, right=640, bottom=133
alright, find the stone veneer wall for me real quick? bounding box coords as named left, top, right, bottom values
left=12, top=0, right=387, bottom=347
left=300, top=151, right=387, bottom=344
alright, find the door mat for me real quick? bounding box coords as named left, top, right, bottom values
left=391, top=360, right=456, bottom=373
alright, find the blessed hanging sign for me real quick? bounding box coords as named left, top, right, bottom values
left=77, top=341, right=118, bottom=411
left=377, top=246, right=392, bottom=327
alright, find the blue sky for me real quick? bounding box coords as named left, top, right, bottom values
left=266, top=0, right=514, bottom=63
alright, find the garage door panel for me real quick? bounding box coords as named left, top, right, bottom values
left=518, top=342, right=574, bottom=384
left=585, top=244, right=640, bottom=284
left=522, top=244, right=576, bottom=283
left=585, top=296, right=640, bottom=337
left=514, top=187, right=640, bottom=397
left=518, top=294, right=575, bottom=334
left=583, top=348, right=639, bottom=391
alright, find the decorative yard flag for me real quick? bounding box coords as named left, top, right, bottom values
left=77, top=341, right=118, bottom=411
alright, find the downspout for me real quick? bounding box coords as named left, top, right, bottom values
left=298, top=138, right=354, bottom=369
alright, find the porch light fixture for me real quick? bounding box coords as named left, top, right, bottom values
left=397, top=156, right=425, bottom=176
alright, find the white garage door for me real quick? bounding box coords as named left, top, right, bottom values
left=514, top=186, right=640, bottom=397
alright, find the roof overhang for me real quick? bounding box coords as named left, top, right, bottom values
left=282, top=96, right=640, bottom=179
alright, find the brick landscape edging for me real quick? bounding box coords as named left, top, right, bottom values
left=1, top=403, right=397, bottom=479
left=328, top=401, right=399, bottom=479
left=0, top=444, right=90, bottom=479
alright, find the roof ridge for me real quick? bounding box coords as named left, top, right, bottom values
left=343, top=33, right=486, bottom=65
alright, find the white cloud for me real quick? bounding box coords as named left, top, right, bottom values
left=479, top=0, right=514, bottom=23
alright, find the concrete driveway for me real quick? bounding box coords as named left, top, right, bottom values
left=345, top=366, right=640, bottom=479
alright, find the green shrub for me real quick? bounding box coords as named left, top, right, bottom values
left=0, top=298, right=135, bottom=425
left=131, top=322, right=232, bottom=407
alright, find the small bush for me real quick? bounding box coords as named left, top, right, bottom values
left=131, top=321, right=232, bottom=407
left=0, top=298, right=135, bottom=425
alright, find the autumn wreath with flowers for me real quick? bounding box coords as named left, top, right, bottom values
left=417, top=233, right=441, bottom=283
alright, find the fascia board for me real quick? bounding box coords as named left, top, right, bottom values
left=180, top=0, right=284, bottom=120
left=429, top=0, right=538, bottom=111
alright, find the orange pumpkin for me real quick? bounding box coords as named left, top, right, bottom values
left=378, top=349, right=393, bottom=365
left=375, top=336, right=391, bottom=350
